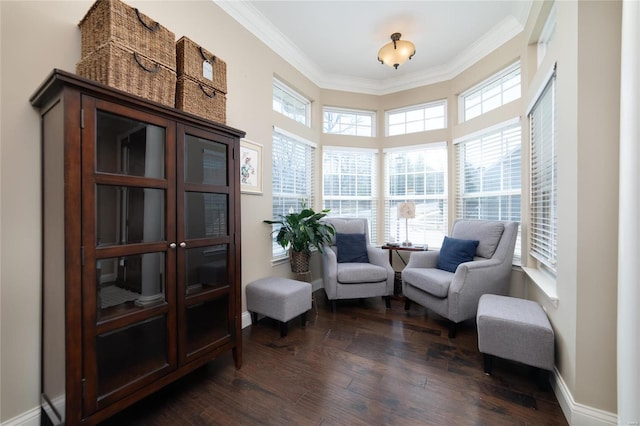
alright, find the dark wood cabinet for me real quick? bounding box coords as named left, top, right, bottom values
left=31, top=69, right=244, bottom=426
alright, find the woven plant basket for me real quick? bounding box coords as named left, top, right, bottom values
left=176, top=36, right=227, bottom=94
left=79, top=0, right=176, bottom=70
left=289, top=251, right=310, bottom=274
left=76, top=42, right=176, bottom=107
left=176, top=75, right=226, bottom=124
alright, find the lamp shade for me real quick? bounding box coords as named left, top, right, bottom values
left=397, top=202, right=416, bottom=219
left=377, top=33, right=416, bottom=69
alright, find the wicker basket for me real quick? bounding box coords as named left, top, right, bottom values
left=76, top=42, right=176, bottom=107
left=176, top=36, right=227, bottom=94
left=79, top=0, right=176, bottom=70
left=176, top=75, right=226, bottom=124
left=289, top=251, right=310, bottom=274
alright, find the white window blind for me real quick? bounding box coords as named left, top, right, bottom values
left=529, top=71, right=557, bottom=272
left=385, top=100, right=447, bottom=136
left=460, top=62, right=521, bottom=122
left=322, top=147, right=378, bottom=244
left=323, top=107, right=375, bottom=137
left=271, top=129, right=316, bottom=258
left=272, top=78, right=311, bottom=126
left=455, top=120, right=522, bottom=260
left=384, top=143, right=448, bottom=248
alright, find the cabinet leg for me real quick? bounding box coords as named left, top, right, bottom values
left=232, top=346, right=242, bottom=369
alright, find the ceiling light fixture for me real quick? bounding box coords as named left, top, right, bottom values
left=377, top=32, right=416, bottom=69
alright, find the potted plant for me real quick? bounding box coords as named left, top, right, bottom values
left=264, top=200, right=335, bottom=273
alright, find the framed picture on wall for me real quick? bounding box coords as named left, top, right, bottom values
left=240, top=139, right=263, bottom=194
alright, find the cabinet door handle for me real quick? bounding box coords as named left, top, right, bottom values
left=179, top=242, right=187, bottom=248
left=169, top=242, right=177, bottom=249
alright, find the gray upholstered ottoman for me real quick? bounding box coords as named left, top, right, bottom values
left=477, top=294, right=554, bottom=381
left=246, top=277, right=312, bottom=337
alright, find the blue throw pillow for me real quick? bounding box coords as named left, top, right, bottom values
left=336, top=233, right=369, bottom=263
left=437, top=236, right=479, bottom=273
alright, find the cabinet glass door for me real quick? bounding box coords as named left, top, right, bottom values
left=177, top=124, right=236, bottom=364
left=81, top=97, right=177, bottom=414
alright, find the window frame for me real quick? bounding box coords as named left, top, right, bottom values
left=537, top=4, right=557, bottom=68
left=459, top=61, right=521, bottom=123
left=385, top=100, right=447, bottom=137
left=383, top=142, right=448, bottom=249
left=270, top=127, right=317, bottom=259
left=272, top=78, right=311, bottom=127
left=322, top=106, right=376, bottom=137
left=527, top=66, right=557, bottom=274
left=454, top=118, right=522, bottom=262
left=322, top=146, right=379, bottom=244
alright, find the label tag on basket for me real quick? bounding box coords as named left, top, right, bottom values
left=202, top=60, right=213, bottom=81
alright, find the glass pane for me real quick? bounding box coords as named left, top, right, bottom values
left=185, top=192, right=228, bottom=239
left=96, top=315, right=168, bottom=398
left=97, top=253, right=166, bottom=320
left=185, top=297, right=230, bottom=356
left=96, top=186, right=165, bottom=247
left=184, top=135, right=227, bottom=186
left=96, top=111, right=165, bottom=179
left=185, top=245, right=228, bottom=296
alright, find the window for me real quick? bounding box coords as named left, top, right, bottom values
left=537, top=4, right=556, bottom=67
left=272, top=78, right=311, bottom=126
left=322, top=147, right=378, bottom=244
left=460, top=62, right=521, bottom=122
left=455, top=120, right=522, bottom=260
left=323, top=107, right=375, bottom=137
left=271, top=128, right=316, bottom=258
left=384, top=143, right=448, bottom=248
left=385, top=100, right=447, bottom=136
left=529, top=70, right=557, bottom=272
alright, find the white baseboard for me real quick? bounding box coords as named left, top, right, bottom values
left=551, top=367, right=618, bottom=425
left=241, top=310, right=252, bottom=328
left=311, top=278, right=323, bottom=292
left=1, top=406, right=40, bottom=426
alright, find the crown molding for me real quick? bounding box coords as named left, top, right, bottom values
left=215, top=0, right=527, bottom=96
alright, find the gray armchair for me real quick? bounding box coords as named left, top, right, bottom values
left=321, top=218, right=394, bottom=312
left=402, top=219, right=518, bottom=337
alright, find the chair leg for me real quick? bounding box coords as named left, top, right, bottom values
left=384, top=296, right=391, bottom=309
left=483, top=353, right=493, bottom=375
left=279, top=321, right=288, bottom=337
left=448, top=322, right=457, bottom=338
left=301, top=311, right=307, bottom=327
left=331, top=300, right=337, bottom=312
left=404, top=298, right=411, bottom=311
left=250, top=311, right=258, bottom=325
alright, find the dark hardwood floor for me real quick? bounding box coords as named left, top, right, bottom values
left=100, top=292, right=568, bottom=425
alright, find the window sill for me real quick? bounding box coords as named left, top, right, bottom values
left=522, top=266, right=559, bottom=308
left=271, top=256, right=289, bottom=267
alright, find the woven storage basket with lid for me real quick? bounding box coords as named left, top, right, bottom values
left=176, top=75, right=226, bottom=124
left=76, top=42, right=176, bottom=107
left=176, top=36, right=227, bottom=94
left=79, top=0, right=176, bottom=70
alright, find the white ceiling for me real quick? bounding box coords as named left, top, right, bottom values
left=215, top=1, right=532, bottom=95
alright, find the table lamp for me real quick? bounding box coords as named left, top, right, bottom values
left=397, top=201, right=416, bottom=247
